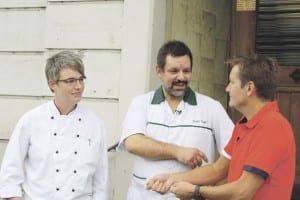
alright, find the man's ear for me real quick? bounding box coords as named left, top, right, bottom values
left=246, top=81, right=256, bottom=96
left=156, top=65, right=162, bottom=77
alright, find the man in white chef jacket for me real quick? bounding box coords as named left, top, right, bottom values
left=0, top=51, right=110, bottom=200
left=119, top=40, right=234, bottom=199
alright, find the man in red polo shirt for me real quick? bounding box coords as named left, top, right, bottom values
left=146, top=54, right=296, bottom=200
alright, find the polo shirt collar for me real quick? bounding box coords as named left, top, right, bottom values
left=151, top=86, right=197, bottom=105
left=239, top=101, right=279, bottom=128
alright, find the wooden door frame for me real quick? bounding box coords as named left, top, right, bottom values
left=228, top=0, right=256, bottom=123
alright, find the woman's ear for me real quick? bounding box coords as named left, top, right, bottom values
left=48, top=80, right=56, bottom=92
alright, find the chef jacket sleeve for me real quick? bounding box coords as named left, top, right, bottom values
left=92, top=124, right=110, bottom=200
left=0, top=116, right=30, bottom=198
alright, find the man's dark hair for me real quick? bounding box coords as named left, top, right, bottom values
left=157, top=40, right=193, bottom=70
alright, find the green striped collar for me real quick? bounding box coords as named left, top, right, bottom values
left=151, top=86, right=197, bottom=105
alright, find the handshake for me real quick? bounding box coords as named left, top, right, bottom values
left=146, top=174, right=204, bottom=200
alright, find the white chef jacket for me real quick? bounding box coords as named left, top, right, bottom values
left=119, top=87, right=234, bottom=200
left=0, top=101, right=110, bottom=200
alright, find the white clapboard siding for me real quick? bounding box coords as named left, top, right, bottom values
left=0, top=54, right=46, bottom=95
left=82, top=51, right=121, bottom=99
left=45, top=1, right=123, bottom=49
left=0, top=9, right=45, bottom=51
left=0, top=0, right=46, bottom=7
left=0, top=51, right=120, bottom=98
left=0, top=98, right=46, bottom=139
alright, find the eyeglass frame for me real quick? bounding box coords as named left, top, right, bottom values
left=56, top=76, right=87, bottom=86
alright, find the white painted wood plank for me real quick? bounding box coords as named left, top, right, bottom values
left=45, top=2, right=123, bottom=49
left=0, top=50, right=120, bottom=98
left=0, top=10, right=45, bottom=51
left=0, top=98, right=45, bottom=139
left=0, top=0, right=46, bottom=7
left=83, top=51, right=120, bottom=99
left=0, top=54, right=46, bottom=95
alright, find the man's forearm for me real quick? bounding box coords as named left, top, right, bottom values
left=172, top=165, right=221, bottom=186
left=124, top=134, right=179, bottom=160
left=172, top=156, right=229, bottom=185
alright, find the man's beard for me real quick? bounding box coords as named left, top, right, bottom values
left=164, top=80, right=188, bottom=97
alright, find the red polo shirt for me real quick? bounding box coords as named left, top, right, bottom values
left=225, top=101, right=295, bottom=199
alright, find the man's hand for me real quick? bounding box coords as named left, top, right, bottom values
left=146, top=173, right=175, bottom=194
left=125, top=134, right=208, bottom=168
left=170, top=181, right=195, bottom=200
left=175, top=146, right=208, bottom=168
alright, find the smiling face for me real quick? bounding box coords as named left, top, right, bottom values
left=226, top=65, right=249, bottom=110
left=49, top=68, right=85, bottom=111
left=156, top=54, right=192, bottom=100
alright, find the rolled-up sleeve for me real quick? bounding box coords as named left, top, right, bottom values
left=118, top=95, right=148, bottom=151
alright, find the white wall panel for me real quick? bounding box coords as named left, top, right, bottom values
left=0, top=54, right=46, bottom=95
left=83, top=51, right=120, bottom=98
left=0, top=98, right=46, bottom=139
left=0, top=9, right=45, bottom=51
left=0, top=0, right=46, bottom=7
left=45, top=2, right=122, bottom=49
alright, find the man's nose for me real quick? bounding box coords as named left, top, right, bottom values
left=176, top=71, right=185, bottom=80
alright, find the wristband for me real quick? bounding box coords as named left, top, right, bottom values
left=193, top=185, right=204, bottom=200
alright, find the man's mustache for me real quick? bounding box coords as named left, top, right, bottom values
left=172, top=80, right=188, bottom=85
